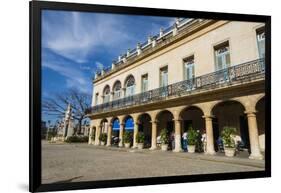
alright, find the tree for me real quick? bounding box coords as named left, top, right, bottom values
left=42, top=88, right=91, bottom=135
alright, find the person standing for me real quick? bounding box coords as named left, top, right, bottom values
left=170, top=131, right=175, bottom=150
left=182, top=130, right=188, bottom=152
left=201, top=129, right=207, bottom=153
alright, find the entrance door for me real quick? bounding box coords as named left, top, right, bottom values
left=212, top=118, right=219, bottom=151
left=167, top=121, right=174, bottom=150
left=239, top=116, right=250, bottom=150
left=183, top=120, right=192, bottom=131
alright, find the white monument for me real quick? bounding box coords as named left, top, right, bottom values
left=62, top=104, right=74, bottom=139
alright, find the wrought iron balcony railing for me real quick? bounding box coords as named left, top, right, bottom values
left=88, top=59, right=265, bottom=114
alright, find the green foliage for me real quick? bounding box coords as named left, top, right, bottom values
left=123, top=131, right=132, bottom=143
left=136, top=132, right=145, bottom=143
left=65, top=136, right=89, bottom=143
left=47, top=131, right=56, bottom=140
left=221, top=127, right=236, bottom=148
left=160, top=128, right=169, bottom=144
left=99, top=133, right=107, bottom=142
left=187, top=127, right=199, bottom=145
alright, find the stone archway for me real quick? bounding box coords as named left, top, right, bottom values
left=138, top=113, right=152, bottom=148
left=212, top=100, right=249, bottom=154
left=180, top=106, right=205, bottom=152
left=122, top=115, right=134, bottom=146
left=88, top=126, right=96, bottom=145
left=156, top=110, right=174, bottom=150
left=256, top=97, right=265, bottom=152
left=100, top=119, right=109, bottom=134
left=180, top=106, right=205, bottom=132
left=111, top=117, right=120, bottom=146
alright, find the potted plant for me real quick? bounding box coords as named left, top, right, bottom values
left=160, top=128, right=169, bottom=151
left=136, top=132, right=145, bottom=149
left=221, top=127, right=236, bottom=157
left=123, top=131, right=132, bottom=148
left=187, top=127, right=199, bottom=153
left=99, top=133, right=107, bottom=146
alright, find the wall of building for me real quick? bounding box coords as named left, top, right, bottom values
left=256, top=98, right=265, bottom=151
left=92, top=21, right=264, bottom=106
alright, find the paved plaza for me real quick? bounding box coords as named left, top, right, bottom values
left=42, top=141, right=265, bottom=184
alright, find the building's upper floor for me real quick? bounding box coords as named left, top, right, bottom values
left=91, top=19, right=265, bottom=107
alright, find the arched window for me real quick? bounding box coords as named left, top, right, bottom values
left=125, top=75, right=135, bottom=97
left=103, top=85, right=110, bottom=103
left=113, top=81, right=121, bottom=100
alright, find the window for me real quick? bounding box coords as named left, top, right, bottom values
left=160, top=66, right=168, bottom=97
left=183, top=56, right=195, bottom=80
left=113, top=81, right=121, bottom=100
left=125, top=75, right=135, bottom=97
left=103, top=86, right=110, bottom=103
left=160, top=66, right=168, bottom=87
left=95, top=93, right=98, bottom=105
left=256, top=28, right=265, bottom=59
left=141, top=74, right=148, bottom=92
left=214, top=42, right=230, bottom=71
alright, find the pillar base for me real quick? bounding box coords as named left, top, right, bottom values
left=204, top=151, right=216, bottom=155
left=173, top=148, right=183, bottom=153
left=249, top=153, right=264, bottom=160
left=149, top=146, right=157, bottom=150
left=106, top=144, right=111, bottom=147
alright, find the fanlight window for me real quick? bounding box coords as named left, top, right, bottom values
left=125, top=75, right=135, bottom=97
left=103, top=85, right=110, bottom=103
left=113, top=81, right=122, bottom=100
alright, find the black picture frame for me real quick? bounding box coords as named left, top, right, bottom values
left=30, top=1, right=271, bottom=192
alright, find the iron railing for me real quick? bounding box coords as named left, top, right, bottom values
left=88, top=59, right=265, bottom=114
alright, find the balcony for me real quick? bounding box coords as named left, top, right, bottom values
left=88, top=59, right=265, bottom=115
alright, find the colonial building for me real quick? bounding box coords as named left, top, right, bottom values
left=87, top=18, right=265, bottom=160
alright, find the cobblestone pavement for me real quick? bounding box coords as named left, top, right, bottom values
left=42, top=141, right=265, bottom=184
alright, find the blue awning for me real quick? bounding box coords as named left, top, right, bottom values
left=125, top=117, right=134, bottom=130
left=112, top=119, right=120, bottom=131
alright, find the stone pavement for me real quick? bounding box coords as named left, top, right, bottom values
left=42, top=142, right=265, bottom=184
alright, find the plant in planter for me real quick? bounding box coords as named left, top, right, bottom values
left=160, top=128, right=169, bottom=151
left=136, top=132, right=145, bottom=149
left=187, top=127, right=199, bottom=153
left=221, top=127, right=236, bottom=157
left=99, top=133, right=107, bottom=146
left=123, top=131, right=132, bottom=148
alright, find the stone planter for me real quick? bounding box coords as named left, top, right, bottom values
left=161, top=144, right=168, bottom=151
left=188, top=145, right=196, bottom=153
left=138, top=143, right=144, bottom=149
left=124, top=143, right=131, bottom=148
left=224, top=147, right=235, bottom=157
left=100, top=141, right=105, bottom=146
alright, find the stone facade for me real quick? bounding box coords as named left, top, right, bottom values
left=87, top=18, right=266, bottom=160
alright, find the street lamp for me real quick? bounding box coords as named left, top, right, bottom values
left=46, top=120, right=51, bottom=140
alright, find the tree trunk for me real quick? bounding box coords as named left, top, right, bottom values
left=77, top=119, right=83, bottom=134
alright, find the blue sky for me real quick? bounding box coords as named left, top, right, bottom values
left=42, top=10, right=176, bottom=123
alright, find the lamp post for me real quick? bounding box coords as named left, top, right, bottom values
left=46, top=120, right=51, bottom=140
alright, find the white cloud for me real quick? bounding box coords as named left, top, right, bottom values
left=95, top=61, right=104, bottom=70
left=43, top=11, right=134, bottom=64
left=43, top=58, right=90, bottom=93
